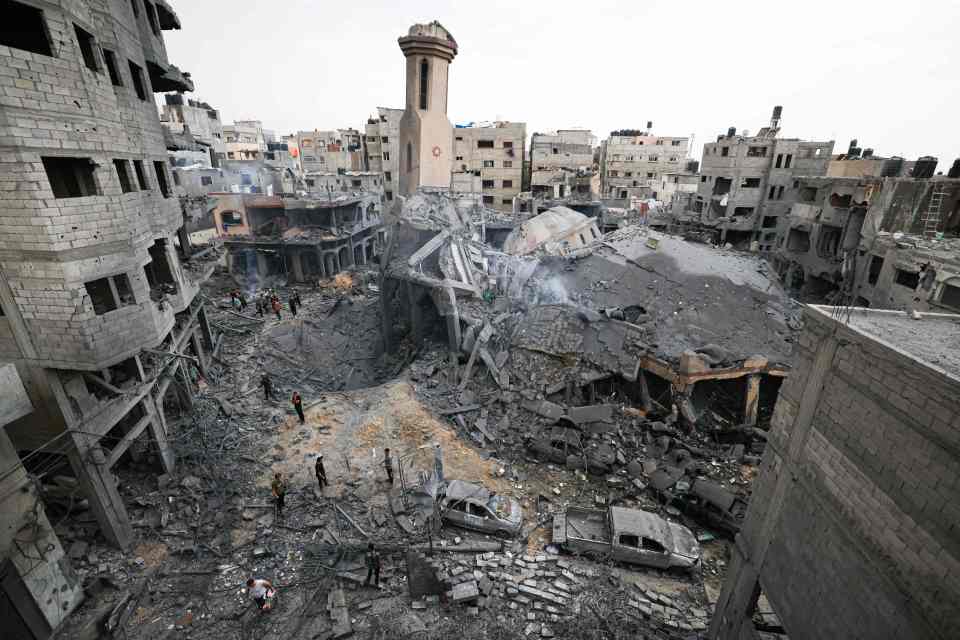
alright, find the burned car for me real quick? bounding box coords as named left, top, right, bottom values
left=668, top=478, right=747, bottom=536
left=526, top=425, right=615, bottom=474
left=440, top=480, right=523, bottom=537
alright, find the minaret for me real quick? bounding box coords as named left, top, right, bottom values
left=397, top=22, right=457, bottom=196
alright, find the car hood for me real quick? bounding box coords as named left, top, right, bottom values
left=668, top=522, right=701, bottom=560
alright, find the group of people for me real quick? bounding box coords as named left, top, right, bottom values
left=253, top=289, right=301, bottom=321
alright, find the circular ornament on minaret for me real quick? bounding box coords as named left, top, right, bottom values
left=432, top=146, right=442, bottom=158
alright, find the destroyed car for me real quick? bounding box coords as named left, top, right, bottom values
left=668, top=478, right=747, bottom=536
left=526, top=426, right=615, bottom=474
left=440, top=480, right=523, bottom=537
left=552, top=505, right=700, bottom=571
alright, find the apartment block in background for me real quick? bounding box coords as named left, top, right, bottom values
left=161, top=90, right=225, bottom=166
left=452, top=121, right=526, bottom=212
left=0, top=0, right=219, bottom=556
left=690, top=106, right=834, bottom=250
left=600, top=127, right=689, bottom=201
left=297, top=129, right=364, bottom=174
left=529, top=129, right=596, bottom=201
left=364, top=107, right=403, bottom=202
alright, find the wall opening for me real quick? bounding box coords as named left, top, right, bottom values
left=145, top=239, right=176, bottom=292
left=893, top=268, right=919, bottom=289
left=85, top=278, right=117, bottom=315
left=786, top=228, right=810, bottom=252
left=816, top=226, right=842, bottom=259
left=418, top=59, right=429, bottom=110
left=73, top=24, right=99, bottom=72
left=761, top=216, right=778, bottom=228
left=153, top=161, right=171, bottom=197
left=2, top=1, right=54, bottom=57
left=114, top=159, right=135, bottom=193
left=42, top=156, right=98, bottom=198
left=867, top=255, right=884, bottom=285
left=132, top=160, right=148, bottom=189
left=102, top=48, right=123, bottom=86
left=940, top=281, right=960, bottom=310
left=128, top=59, right=147, bottom=100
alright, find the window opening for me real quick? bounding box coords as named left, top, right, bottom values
left=419, top=59, right=429, bottom=110
left=128, top=60, right=147, bottom=100
left=74, top=24, right=99, bottom=72
left=43, top=157, right=98, bottom=198
left=85, top=278, right=116, bottom=315
left=153, top=160, right=170, bottom=197
left=114, top=159, right=135, bottom=193
left=2, top=1, right=54, bottom=56
left=132, top=160, right=148, bottom=189
left=102, top=49, right=123, bottom=85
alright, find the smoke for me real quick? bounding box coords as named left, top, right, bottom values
left=535, top=275, right=572, bottom=305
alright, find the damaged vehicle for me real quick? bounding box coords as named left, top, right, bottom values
left=552, top=505, right=700, bottom=571
left=668, top=478, right=748, bottom=536
left=440, top=480, right=523, bottom=537
left=526, top=424, right=615, bottom=474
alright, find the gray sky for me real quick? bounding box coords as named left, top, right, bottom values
left=165, top=0, right=960, bottom=167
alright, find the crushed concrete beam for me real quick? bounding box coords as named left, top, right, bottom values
left=407, top=229, right=451, bottom=268
left=522, top=399, right=565, bottom=421
left=566, top=404, right=615, bottom=425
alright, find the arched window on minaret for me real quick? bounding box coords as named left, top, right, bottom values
left=406, top=142, right=413, bottom=173
left=419, top=59, right=429, bottom=110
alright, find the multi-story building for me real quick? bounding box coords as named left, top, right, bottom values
left=529, top=129, right=596, bottom=201
left=296, top=129, right=364, bottom=174
left=827, top=140, right=918, bottom=179
left=0, top=0, right=218, bottom=558
left=451, top=121, right=526, bottom=212
left=689, top=106, right=834, bottom=249
left=223, top=120, right=269, bottom=160
left=772, top=175, right=960, bottom=306
left=364, top=107, right=403, bottom=202
left=160, top=91, right=224, bottom=165
left=304, top=171, right=385, bottom=197
left=600, top=129, right=689, bottom=201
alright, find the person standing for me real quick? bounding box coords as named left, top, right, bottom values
left=246, top=577, right=275, bottom=612
left=315, top=454, right=327, bottom=490
left=239, top=292, right=248, bottom=311
left=272, top=297, right=282, bottom=321
left=363, top=543, right=381, bottom=587
left=255, top=298, right=264, bottom=317
left=383, top=448, right=393, bottom=485
left=293, top=290, right=302, bottom=307
left=289, top=295, right=298, bottom=317
left=271, top=472, right=287, bottom=520
left=261, top=373, right=273, bottom=401
left=291, top=391, right=304, bottom=424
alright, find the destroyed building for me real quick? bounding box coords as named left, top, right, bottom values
left=772, top=175, right=960, bottom=306
left=304, top=170, right=386, bottom=197
left=0, top=0, right=219, bottom=559
left=364, top=106, right=403, bottom=202
left=215, top=192, right=384, bottom=283
left=160, top=91, right=225, bottom=167
left=600, top=127, right=690, bottom=202
left=502, top=206, right=602, bottom=256
left=297, top=128, right=364, bottom=174
left=711, top=305, right=960, bottom=640
left=826, top=139, right=918, bottom=178
left=524, top=129, right=602, bottom=216
left=223, top=120, right=272, bottom=161
left=686, top=106, right=835, bottom=250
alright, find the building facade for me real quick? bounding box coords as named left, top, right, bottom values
left=600, top=131, right=689, bottom=201
left=529, top=129, right=596, bottom=201
left=0, top=0, right=218, bottom=553
left=690, top=109, right=834, bottom=249
left=452, top=121, right=526, bottom=212
left=364, top=107, right=403, bottom=202
left=296, top=129, right=364, bottom=175
left=160, top=91, right=224, bottom=165
left=223, top=120, right=270, bottom=160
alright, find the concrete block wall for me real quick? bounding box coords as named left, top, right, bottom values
left=0, top=0, right=190, bottom=370
left=727, top=306, right=959, bottom=640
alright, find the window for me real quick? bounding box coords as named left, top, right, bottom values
left=502, top=180, right=513, bottom=188
left=382, top=151, right=390, bottom=161
left=114, top=274, right=135, bottom=305
left=85, top=278, right=116, bottom=315
left=641, top=538, right=667, bottom=553
left=43, top=157, right=98, bottom=198
left=647, top=172, right=655, bottom=178
left=483, top=160, right=495, bottom=168
left=669, top=157, right=678, bottom=162
left=132, top=160, right=148, bottom=190
left=482, top=195, right=494, bottom=204
left=503, top=160, right=512, bottom=168
left=939, top=282, right=960, bottom=310
left=384, top=171, right=391, bottom=182
left=747, top=146, right=768, bottom=157
left=784, top=154, right=793, bottom=168
left=171, top=171, right=180, bottom=186
left=502, top=199, right=511, bottom=205
left=240, top=173, right=252, bottom=186
left=128, top=60, right=147, bottom=100
left=672, top=140, right=682, bottom=146
left=777, top=185, right=784, bottom=199
left=74, top=24, right=99, bottom=72
left=102, top=49, right=123, bottom=86
left=609, top=170, right=618, bottom=177
left=742, top=177, right=761, bottom=188
left=721, top=147, right=730, bottom=157
left=455, top=136, right=463, bottom=142
left=419, top=58, right=429, bottom=110
left=352, top=179, right=362, bottom=187
left=455, top=156, right=463, bottom=161
left=482, top=180, right=495, bottom=189
left=385, top=191, right=393, bottom=201
left=648, top=155, right=658, bottom=161
left=701, top=175, right=708, bottom=183
left=381, top=136, right=389, bottom=144
left=2, top=1, right=54, bottom=56
left=867, top=256, right=884, bottom=285
left=153, top=160, right=170, bottom=197
left=775, top=153, right=783, bottom=168
left=762, top=216, right=778, bottom=228
left=477, top=140, right=494, bottom=149
left=894, top=269, right=920, bottom=289
left=201, top=175, right=213, bottom=186
left=503, top=141, right=513, bottom=148
left=619, top=534, right=640, bottom=548
left=114, top=159, right=134, bottom=193
left=768, top=186, right=777, bottom=199
left=406, top=142, right=412, bottom=172
left=655, top=140, right=664, bottom=146
left=144, top=0, right=160, bottom=36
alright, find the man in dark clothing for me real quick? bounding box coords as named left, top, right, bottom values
left=239, top=292, right=248, bottom=311
left=261, top=373, right=273, bottom=401
left=271, top=472, right=286, bottom=520
left=289, top=296, right=298, bottom=317
left=255, top=299, right=264, bottom=317
left=383, top=448, right=393, bottom=485
left=292, top=391, right=304, bottom=423
left=363, top=543, right=381, bottom=587
left=293, top=291, right=302, bottom=307
left=315, top=454, right=327, bottom=490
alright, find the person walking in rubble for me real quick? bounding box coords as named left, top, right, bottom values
left=289, top=294, right=298, bottom=317
left=255, top=298, right=264, bottom=317
left=291, top=390, right=305, bottom=424
left=271, top=472, right=287, bottom=521
left=238, top=291, right=248, bottom=311
left=363, top=542, right=381, bottom=587
left=246, top=577, right=276, bottom=612
left=383, top=448, right=394, bottom=485
left=272, top=296, right=282, bottom=321
left=261, top=372, right=273, bottom=401
left=293, top=290, right=302, bottom=307
left=315, top=454, right=327, bottom=490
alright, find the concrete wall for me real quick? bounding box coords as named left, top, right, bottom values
left=710, top=305, right=960, bottom=640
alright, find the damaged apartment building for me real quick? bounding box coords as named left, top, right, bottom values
left=772, top=170, right=960, bottom=308
left=213, top=192, right=385, bottom=285
left=599, top=125, right=693, bottom=203
left=160, top=90, right=225, bottom=168
left=296, top=128, right=364, bottom=174
left=364, top=107, right=403, bottom=202
left=524, top=129, right=601, bottom=215
left=451, top=121, right=526, bottom=213
left=686, top=106, right=835, bottom=250
left=0, top=0, right=220, bottom=633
